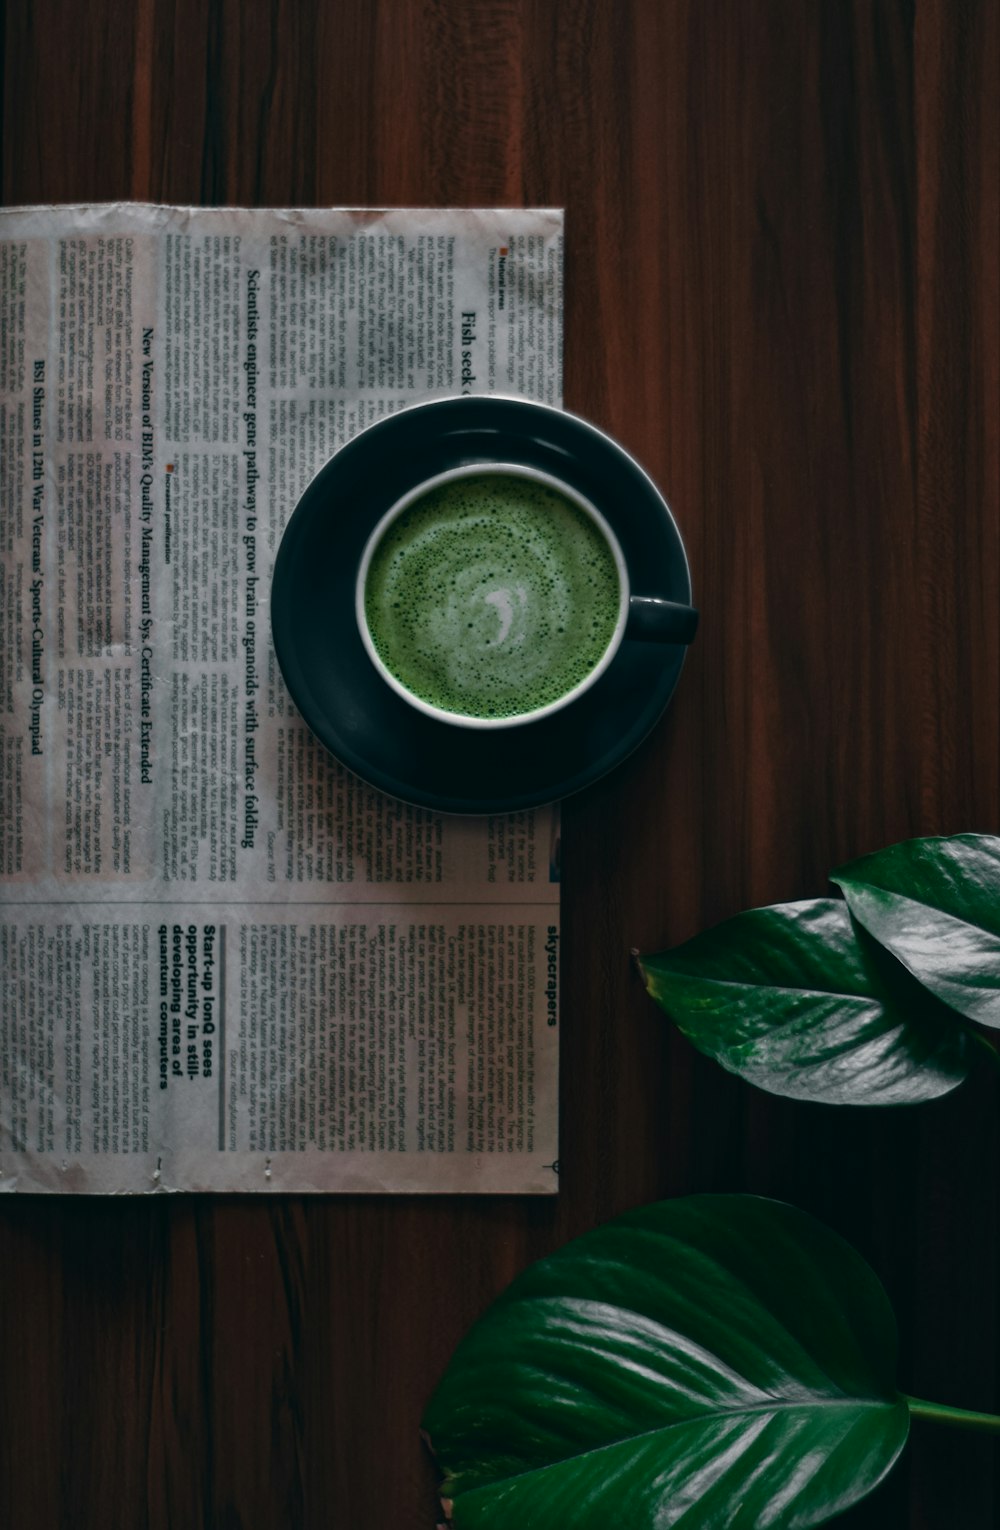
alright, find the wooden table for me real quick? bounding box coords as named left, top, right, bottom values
left=2, top=3, right=997, bottom=1526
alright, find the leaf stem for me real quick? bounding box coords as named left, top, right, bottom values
left=905, top=1396, right=1000, bottom=1434
left=968, top=1027, right=1000, bottom=1076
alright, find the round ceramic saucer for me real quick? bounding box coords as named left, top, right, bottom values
left=270, top=395, right=693, bottom=814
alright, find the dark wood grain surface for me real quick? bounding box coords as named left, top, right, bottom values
left=2, top=2, right=998, bottom=1526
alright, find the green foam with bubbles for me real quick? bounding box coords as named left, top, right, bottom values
left=364, top=474, right=621, bottom=719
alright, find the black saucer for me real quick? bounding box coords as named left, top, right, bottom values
left=270, top=396, right=693, bottom=814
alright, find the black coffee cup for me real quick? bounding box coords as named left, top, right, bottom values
left=355, top=460, right=697, bottom=730
left=271, top=395, right=697, bottom=811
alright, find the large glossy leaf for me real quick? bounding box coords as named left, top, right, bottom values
left=832, top=834, right=1000, bottom=1029
left=423, top=1196, right=910, bottom=1528
left=639, top=899, right=968, bottom=1103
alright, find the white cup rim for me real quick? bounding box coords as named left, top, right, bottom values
left=355, top=462, right=630, bottom=729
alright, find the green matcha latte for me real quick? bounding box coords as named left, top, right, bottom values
left=362, top=472, right=623, bottom=722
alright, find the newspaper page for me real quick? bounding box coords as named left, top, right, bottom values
left=0, top=204, right=563, bottom=1193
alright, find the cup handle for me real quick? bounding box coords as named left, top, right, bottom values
left=626, top=595, right=699, bottom=645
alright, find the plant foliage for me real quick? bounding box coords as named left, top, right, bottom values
left=424, top=1196, right=910, bottom=1528
left=832, top=835, right=1000, bottom=1030
left=640, top=835, right=1000, bottom=1104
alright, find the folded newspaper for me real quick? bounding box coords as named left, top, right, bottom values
left=0, top=205, right=563, bottom=1193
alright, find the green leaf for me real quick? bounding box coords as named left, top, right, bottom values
left=831, top=834, right=1000, bottom=1030
left=639, top=899, right=968, bottom=1104
left=423, top=1196, right=910, bottom=1529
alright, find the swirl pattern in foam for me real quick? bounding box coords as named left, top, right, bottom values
left=364, top=474, right=621, bottom=719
